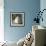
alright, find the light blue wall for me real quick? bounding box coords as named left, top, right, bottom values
left=40, top=0, right=46, bottom=27
left=4, top=0, right=40, bottom=42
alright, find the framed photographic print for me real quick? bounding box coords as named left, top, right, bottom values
left=10, top=12, right=25, bottom=27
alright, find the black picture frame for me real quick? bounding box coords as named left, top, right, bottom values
left=10, top=12, right=25, bottom=27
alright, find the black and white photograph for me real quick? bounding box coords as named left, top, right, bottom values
left=10, top=12, right=25, bottom=27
